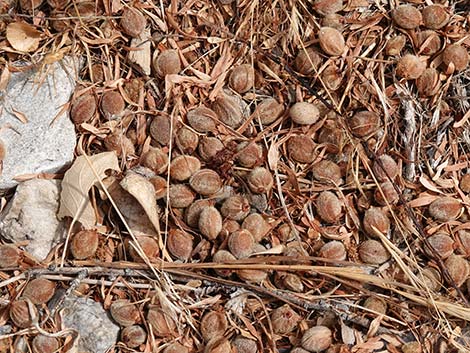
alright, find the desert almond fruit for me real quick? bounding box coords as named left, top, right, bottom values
left=229, top=64, right=255, bottom=93
left=289, top=102, right=320, bottom=125
left=271, top=304, right=301, bottom=334
left=187, top=106, right=217, bottom=133
left=10, top=299, right=37, bottom=328
left=71, top=229, right=99, bottom=259
left=121, top=325, right=147, bottom=348
left=23, top=278, right=56, bottom=304
left=372, top=154, right=398, bottom=181
left=110, top=299, right=140, bottom=327
left=228, top=229, right=255, bottom=259
left=424, top=233, right=454, bottom=259
left=349, top=110, right=380, bottom=137
left=428, top=197, right=462, bottom=222
left=120, top=7, right=146, bottom=38
left=363, top=207, right=390, bottom=237
left=316, top=191, right=342, bottom=223
left=301, top=326, right=333, bottom=352
left=153, top=49, right=181, bottom=78
left=445, top=254, right=470, bottom=287
left=442, top=44, right=469, bottom=72
left=0, top=244, right=20, bottom=268
left=396, top=54, right=426, bottom=80
left=287, top=135, right=316, bottom=163
left=318, top=27, right=345, bottom=56
left=422, top=5, right=449, bottom=29
left=32, top=335, right=59, bottom=353
left=392, top=5, right=422, bottom=29
left=359, top=239, right=390, bottom=264
left=199, top=206, right=223, bottom=240
left=200, top=311, right=228, bottom=342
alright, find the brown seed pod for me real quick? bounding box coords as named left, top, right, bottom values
left=70, top=93, right=96, bottom=124
left=70, top=229, right=99, bottom=260
left=281, top=273, right=305, bottom=292
left=312, top=0, right=343, bottom=15
left=372, top=154, right=398, bottom=181
left=363, top=207, right=390, bottom=237
left=402, top=342, right=423, bottom=353
left=228, top=229, right=255, bottom=259
left=363, top=297, right=387, bottom=315
left=301, top=326, right=333, bottom=352
left=164, top=342, right=189, bottom=353
left=289, top=102, right=320, bottom=125
left=0, top=244, right=20, bottom=268
left=110, top=299, right=140, bottom=327
left=416, top=67, right=440, bottom=97
left=457, top=230, right=470, bottom=256
left=271, top=304, right=301, bottom=334
left=318, top=240, right=346, bottom=261
left=294, top=46, right=323, bottom=75
left=428, top=197, right=462, bottom=222
left=316, top=191, right=342, bottom=223
left=422, top=267, right=442, bottom=291
left=229, top=64, right=255, bottom=93
left=392, top=5, right=422, bottom=29
left=385, top=35, right=406, bottom=56
left=9, top=299, right=37, bottom=328
left=424, top=233, right=454, bottom=259
left=237, top=268, right=268, bottom=283
left=232, top=336, right=258, bottom=353
left=396, top=54, right=426, bottom=80
left=104, top=132, right=135, bottom=156
left=317, top=121, right=343, bottom=153
left=221, top=219, right=241, bottom=238
left=442, top=44, right=469, bottom=72
left=176, top=127, right=199, bottom=154
left=417, top=30, right=442, bottom=55
left=198, top=136, right=225, bottom=162
left=187, top=106, right=218, bottom=133
left=445, top=254, right=470, bottom=287
left=212, top=91, right=247, bottom=128
left=422, top=5, right=449, bottom=29
left=312, top=160, right=342, bottom=185
left=199, top=206, right=223, bottom=240
left=374, top=181, right=399, bottom=206
left=100, top=91, right=125, bottom=117
left=460, top=174, right=470, bottom=193
left=321, top=13, right=344, bottom=30
left=167, top=229, right=193, bottom=261
left=31, top=335, right=59, bottom=353
left=20, top=0, right=43, bottom=11
left=141, top=147, right=169, bottom=175
left=204, top=337, right=231, bottom=353
left=190, top=169, right=223, bottom=196
left=287, top=135, right=316, bottom=164
left=291, top=349, right=310, bottom=353
left=23, top=278, right=55, bottom=304
left=242, top=213, right=270, bottom=242
left=201, top=311, right=228, bottom=342
left=150, top=176, right=167, bottom=200
left=128, top=237, right=159, bottom=262
left=170, top=155, right=201, bottom=181
left=221, top=195, right=251, bottom=221
left=254, top=98, right=284, bottom=125
left=146, top=307, right=176, bottom=337
left=153, top=49, right=181, bottom=78
left=150, top=114, right=172, bottom=146
left=89, top=63, right=104, bottom=82
left=123, top=78, right=143, bottom=103
left=359, top=239, right=390, bottom=264
left=321, top=63, right=342, bottom=91
left=169, top=184, right=195, bottom=208
left=247, top=167, right=273, bottom=194
left=348, top=110, right=380, bottom=137
left=121, top=325, right=147, bottom=348
left=318, top=27, right=345, bottom=56
left=236, top=142, right=263, bottom=168
left=213, top=250, right=237, bottom=277
left=185, top=199, right=214, bottom=228
left=120, top=7, right=146, bottom=38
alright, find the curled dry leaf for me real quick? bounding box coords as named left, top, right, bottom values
left=58, top=152, right=120, bottom=228
left=6, top=22, right=41, bottom=53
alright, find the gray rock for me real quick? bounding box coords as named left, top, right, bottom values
left=0, top=179, right=66, bottom=261
left=61, top=295, right=120, bottom=353
left=0, top=57, right=78, bottom=190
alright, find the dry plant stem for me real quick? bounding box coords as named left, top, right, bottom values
left=402, top=99, right=417, bottom=182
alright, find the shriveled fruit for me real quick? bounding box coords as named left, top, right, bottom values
left=228, top=229, right=255, bottom=259
left=428, top=197, right=462, bottom=222
left=374, top=181, right=399, bottom=206
left=417, top=30, right=441, bottom=56
left=198, top=137, right=224, bottom=162
left=363, top=207, right=390, bottom=237
left=150, top=176, right=167, bottom=200
left=187, top=106, right=217, bottom=133
left=146, top=307, right=176, bottom=337
left=121, top=325, right=147, bottom=348
left=0, top=244, right=20, bottom=268
left=444, top=254, right=470, bottom=287
left=110, top=299, right=140, bottom=327
left=221, top=195, right=251, bottom=221
left=232, top=336, right=258, bottom=353
left=185, top=199, right=213, bottom=228
left=167, top=229, right=193, bottom=261
left=9, top=299, right=37, bottom=328
left=301, top=326, right=333, bottom=352
left=247, top=167, right=273, bottom=194
left=313, top=0, right=343, bottom=15
left=168, top=184, right=195, bottom=208
left=242, top=213, right=270, bottom=242
left=141, top=147, right=169, bottom=175
left=71, top=229, right=99, bottom=259
left=31, top=335, right=59, bottom=353
left=316, top=191, right=342, bottom=223
left=422, top=5, right=449, bottom=29
left=120, top=7, right=146, bottom=38
left=237, top=268, right=268, bottom=283
left=153, top=50, right=181, bottom=78
left=170, top=155, right=201, bottom=181
left=372, top=154, right=398, bottom=181
left=70, top=93, right=96, bottom=124
left=229, top=64, right=255, bottom=93
left=287, top=135, right=316, bottom=163
left=457, top=230, right=470, bottom=256
left=213, top=250, right=237, bottom=277
left=294, top=46, right=322, bottom=75
left=385, top=35, right=406, bottom=56
left=363, top=297, right=387, bottom=315
left=359, top=239, right=390, bottom=264
left=236, top=142, right=263, bottom=168
left=176, top=127, right=199, bottom=154
left=271, top=304, right=301, bottom=334
left=201, top=311, right=228, bottom=342
left=101, top=91, right=125, bottom=117
left=318, top=27, right=345, bottom=56
left=128, top=237, right=159, bottom=262
left=318, top=240, right=346, bottom=261
left=312, top=160, right=342, bottom=185
left=416, top=67, right=439, bottom=97
left=212, top=90, right=247, bottom=128
left=164, top=342, right=189, bottom=353
left=190, top=169, right=223, bottom=196
left=23, top=278, right=55, bottom=304
left=289, top=102, right=320, bottom=125
left=442, top=44, right=469, bottom=72
left=150, top=114, right=172, bottom=146
left=254, top=98, right=284, bottom=125
left=199, top=206, right=223, bottom=240
left=348, top=110, right=380, bottom=137
left=392, top=5, right=422, bottom=29
left=424, top=233, right=454, bottom=259
left=396, top=54, right=426, bottom=80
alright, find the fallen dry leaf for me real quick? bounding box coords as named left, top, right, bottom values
left=128, top=28, right=151, bottom=75
left=6, top=22, right=41, bottom=53
left=58, top=152, right=120, bottom=228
